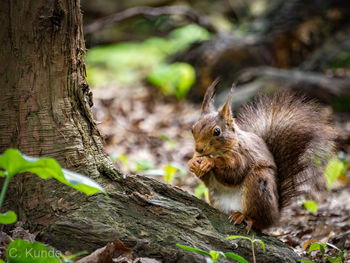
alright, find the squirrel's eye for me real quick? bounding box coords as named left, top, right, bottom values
left=213, top=128, right=221, bottom=136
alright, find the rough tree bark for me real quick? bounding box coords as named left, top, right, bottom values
left=0, top=0, right=298, bottom=262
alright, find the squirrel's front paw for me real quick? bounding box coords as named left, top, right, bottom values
left=188, top=157, right=214, bottom=178
left=188, top=157, right=200, bottom=176
left=198, top=158, right=214, bottom=177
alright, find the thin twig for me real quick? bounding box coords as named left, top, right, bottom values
left=84, top=5, right=216, bottom=35
left=251, top=235, right=256, bottom=263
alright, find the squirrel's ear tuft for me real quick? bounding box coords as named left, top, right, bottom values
left=201, top=78, right=220, bottom=115
left=219, top=83, right=235, bottom=123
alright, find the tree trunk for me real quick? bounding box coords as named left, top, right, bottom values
left=0, top=1, right=299, bottom=262
left=0, top=0, right=116, bottom=227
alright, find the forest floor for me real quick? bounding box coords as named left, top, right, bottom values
left=92, top=82, right=350, bottom=263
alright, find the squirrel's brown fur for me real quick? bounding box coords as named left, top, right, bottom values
left=237, top=93, right=335, bottom=209
left=188, top=82, right=335, bottom=230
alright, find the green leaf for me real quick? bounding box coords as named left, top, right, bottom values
left=254, top=239, right=266, bottom=253
left=158, top=134, right=172, bottom=142
left=325, top=243, right=344, bottom=263
left=223, top=252, right=249, bottom=263
left=85, top=24, right=209, bottom=87
left=0, top=149, right=105, bottom=195
left=0, top=210, right=17, bottom=224
left=7, top=239, right=61, bottom=263
left=157, top=134, right=177, bottom=149
left=195, top=183, right=209, bottom=201
left=170, top=162, right=187, bottom=176
left=327, top=256, right=342, bottom=263
left=147, top=62, right=195, bottom=100
left=209, top=250, right=221, bottom=262
left=117, top=154, right=129, bottom=170
left=0, top=149, right=30, bottom=177
left=176, top=244, right=211, bottom=257
left=325, top=242, right=342, bottom=251
left=169, top=24, right=211, bottom=52
left=303, top=200, right=318, bottom=213
left=0, top=170, right=6, bottom=177
left=298, top=260, right=316, bottom=263
left=324, top=158, right=347, bottom=190
left=308, top=242, right=326, bottom=256
left=61, top=168, right=105, bottom=195
left=0, top=259, right=5, bottom=263
left=164, top=164, right=177, bottom=184
left=226, top=235, right=252, bottom=241
left=135, top=160, right=155, bottom=172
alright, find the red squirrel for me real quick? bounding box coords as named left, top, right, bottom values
left=188, top=80, right=335, bottom=232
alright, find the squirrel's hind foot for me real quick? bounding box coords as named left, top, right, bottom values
left=229, top=211, right=254, bottom=233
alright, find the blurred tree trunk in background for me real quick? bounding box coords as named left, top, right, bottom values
left=81, top=0, right=240, bottom=46
left=0, top=0, right=299, bottom=262
left=173, top=0, right=350, bottom=102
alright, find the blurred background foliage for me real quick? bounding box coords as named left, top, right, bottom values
left=86, top=23, right=209, bottom=97
left=83, top=0, right=276, bottom=99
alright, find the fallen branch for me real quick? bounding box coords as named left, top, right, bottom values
left=84, top=5, right=216, bottom=35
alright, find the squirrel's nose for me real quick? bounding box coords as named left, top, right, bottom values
left=196, top=147, right=204, bottom=154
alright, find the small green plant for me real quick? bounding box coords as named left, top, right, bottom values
left=116, top=153, right=130, bottom=171
left=195, top=182, right=209, bottom=202
left=299, top=242, right=345, bottom=263
left=323, top=153, right=348, bottom=190
left=301, top=153, right=348, bottom=213
left=0, top=148, right=105, bottom=262
left=135, top=159, right=155, bottom=172
left=176, top=243, right=248, bottom=263
left=0, top=148, right=105, bottom=224
left=163, top=163, right=177, bottom=184
left=158, top=134, right=177, bottom=150
left=6, top=239, right=61, bottom=263
left=114, top=154, right=156, bottom=173
left=226, top=235, right=266, bottom=263
left=115, top=153, right=186, bottom=185
left=164, top=162, right=186, bottom=183
left=301, top=200, right=318, bottom=213
left=5, top=239, right=88, bottom=263
left=86, top=23, right=210, bottom=96
left=163, top=162, right=186, bottom=184
left=146, top=62, right=195, bottom=100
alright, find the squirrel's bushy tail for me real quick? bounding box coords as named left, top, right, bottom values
left=237, top=92, right=336, bottom=209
